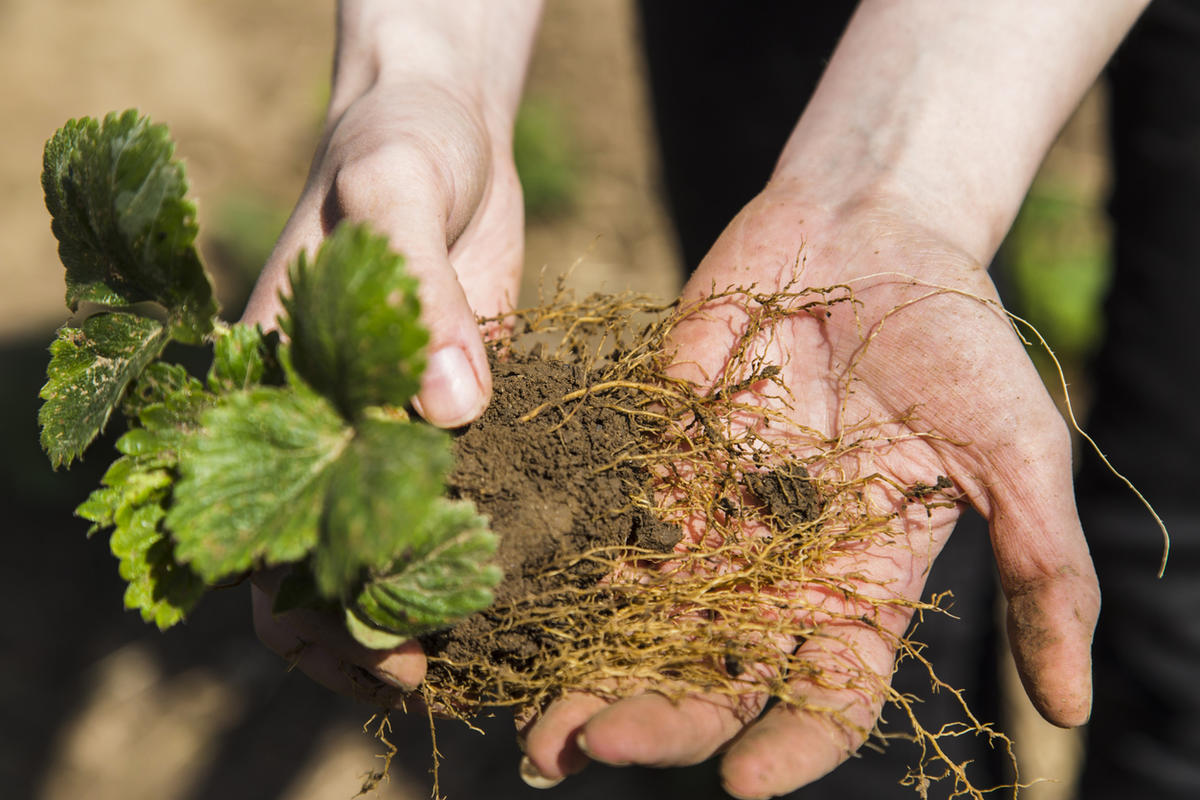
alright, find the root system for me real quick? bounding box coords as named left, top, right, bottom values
left=404, top=276, right=1016, bottom=798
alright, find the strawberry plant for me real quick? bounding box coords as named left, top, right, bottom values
left=38, top=110, right=501, bottom=644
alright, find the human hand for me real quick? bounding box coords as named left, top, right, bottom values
left=241, top=78, right=524, bottom=427
left=244, top=81, right=523, bottom=694
left=518, top=0, right=1142, bottom=788
left=519, top=182, right=1100, bottom=797
left=243, top=0, right=542, bottom=697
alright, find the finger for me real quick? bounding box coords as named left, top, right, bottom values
left=520, top=692, right=610, bottom=784
left=984, top=414, right=1100, bottom=727
left=577, top=690, right=768, bottom=769
left=719, top=618, right=900, bottom=799
left=252, top=583, right=426, bottom=694
left=324, top=156, right=493, bottom=428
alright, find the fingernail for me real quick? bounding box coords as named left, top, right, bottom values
left=575, top=731, right=624, bottom=766
left=372, top=668, right=417, bottom=691
left=519, top=756, right=564, bottom=789
left=575, top=731, right=594, bottom=759
left=412, top=347, right=486, bottom=427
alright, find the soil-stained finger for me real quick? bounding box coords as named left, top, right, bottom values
left=577, top=689, right=768, bottom=768
left=520, top=695, right=609, bottom=782
left=984, top=432, right=1099, bottom=727
left=520, top=692, right=611, bottom=780
left=718, top=618, right=900, bottom=799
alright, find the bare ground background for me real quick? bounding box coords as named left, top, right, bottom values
left=0, top=1, right=1103, bottom=798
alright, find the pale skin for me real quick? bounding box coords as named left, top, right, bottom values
left=243, top=2, right=1149, bottom=797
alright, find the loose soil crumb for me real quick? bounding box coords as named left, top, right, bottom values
left=423, top=352, right=680, bottom=670
left=744, top=463, right=820, bottom=533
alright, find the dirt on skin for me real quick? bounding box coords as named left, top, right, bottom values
left=423, top=351, right=681, bottom=668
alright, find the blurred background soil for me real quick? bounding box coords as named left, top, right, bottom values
left=0, top=1, right=1109, bottom=798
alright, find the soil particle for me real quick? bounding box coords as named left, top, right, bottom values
left=422, top=352, right=821, bottom=682
left=744, top=463, right=820, bottom=533
left=422, top=353, right=675, bottom=669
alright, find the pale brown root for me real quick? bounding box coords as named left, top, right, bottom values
left=392, top=279, right=1027, bottom=797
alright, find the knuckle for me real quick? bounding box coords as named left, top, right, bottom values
left=329, top=146, right=439, bottom=223
left=1010, top=397, right=1072, bottom=455
left=987, top=398, right=1074, bottom=482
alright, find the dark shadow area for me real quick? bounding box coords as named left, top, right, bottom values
left=0, top=328, right=346, bottom=799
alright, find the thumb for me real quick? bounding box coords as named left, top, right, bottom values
left=244, top=161, right=493, bottom=429
left=403, top=235, right=493, bottom=430
left=326, top=158, right=492, bottom=428
left=984, top=416, right=1101, bottom=727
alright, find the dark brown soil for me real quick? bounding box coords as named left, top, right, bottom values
left=745, top=463, right=820, bottom=532
left=422, top=352, right=679, bottom=669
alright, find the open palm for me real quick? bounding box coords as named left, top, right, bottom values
left=522, top=182, right=1100, bottom=798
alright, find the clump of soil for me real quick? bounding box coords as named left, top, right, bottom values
left=745, top=463, right=820, bottom=532
left=424, top=352, right=680, bottom=669
left=404, top=284, right=998, bottom=799
left=411, top=284, right=840, bottom=709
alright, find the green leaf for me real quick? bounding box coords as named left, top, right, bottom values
left=343, top=606, right=409, bottom=650
left=39, top=312, right=168, bottom=468
left=111, top=502, right=205, bottom=629
left=121, top=360, right=202, bottom=420
left=135, top=371, right=211, bottom=435
left=312, top=418, right=452, bottom=598
left=348, top=499, right=501, bottom=642
left=208, top=323, right=280, bottom=392
left=78, top=384, right=200, bottom=535
left=77, top=463, right=171, bottom=531
left=282, top=223, right=428, bottom=418
left=76, top=486, right=122, bottom=531
left=43, top=110, right=217, bottom=342
left=79, top=406, right=207, bottom=628
left=167, top=386, right=353, bottom=581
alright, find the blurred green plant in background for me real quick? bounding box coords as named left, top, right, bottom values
left=213, top=192, right=289, bottom=274
left=204, top=191, right=290, bottom=317
left=514, top=97, right=578, bottom=219
left=1005, top=178, right=1112, bottom=373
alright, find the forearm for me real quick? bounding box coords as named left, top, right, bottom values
left=332, top=0, right=544, bottom=133
left=774, top=0, right=1148, bottom=263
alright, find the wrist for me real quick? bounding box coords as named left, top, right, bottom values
left=770, top=0, right=1147, bottom=264
left=331, top=0, right=543, bottom=135
left=768, top=142, right=989, bottom=274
